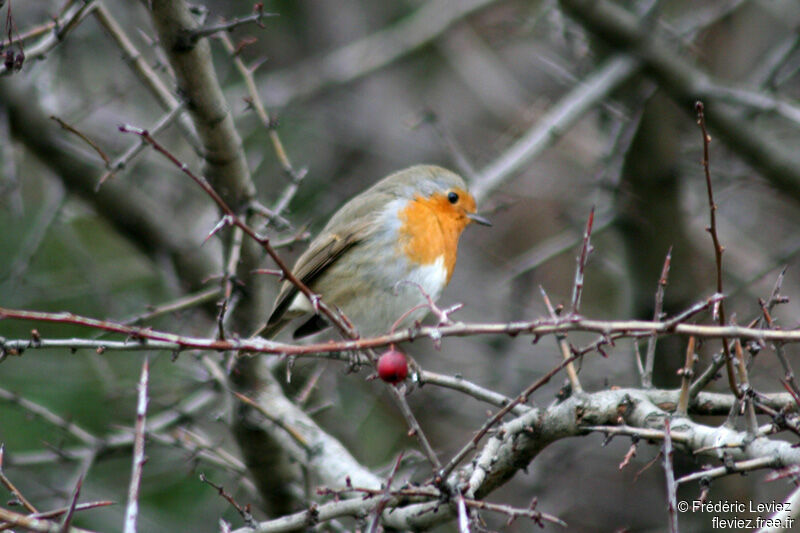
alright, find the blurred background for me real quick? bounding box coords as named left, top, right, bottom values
left=3, top=0, right=800, bottom=531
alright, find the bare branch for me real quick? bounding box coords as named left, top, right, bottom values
left=12, top=305, right=800, bottom=356
left=643, top=248, right=672, bottom=388
left=663, top=418, right=679, bottom=533
left=676, top=336, right=696, bottom=416
left=123, top=358, right=149, bottom=533
left=472, top=55, right=638, bottom=201
left=190, top=9, right=277, bottom=41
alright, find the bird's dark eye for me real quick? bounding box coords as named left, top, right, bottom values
left=447, top=191, right=459, bottom=204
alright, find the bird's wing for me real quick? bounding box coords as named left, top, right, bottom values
left=261, top=188, right=393, bottom=338
left=264, top=224, right=368, bottom=333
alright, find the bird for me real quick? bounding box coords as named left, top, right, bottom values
left=261, top=165, right=490, bottom=339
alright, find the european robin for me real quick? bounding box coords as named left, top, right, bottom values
left=262, top=165, right=490, bottom=339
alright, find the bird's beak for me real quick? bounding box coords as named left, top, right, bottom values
left=467, top=212, right=492, bottom=226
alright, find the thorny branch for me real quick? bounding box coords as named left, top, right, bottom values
left=696, top=101, right=740, bottom=400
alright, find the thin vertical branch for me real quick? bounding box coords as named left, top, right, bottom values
left=367, top=451, right=405, bottom=533
left=643, top=248, right=672, bottom=388
left=60, top=476, right=83, bottom=532
left=551, top=207, right=597, bottom=394
left=676, top=336, right=696, bottom=415
left=540, top=287, right=583, bottom=393
left=663, top=418, right=678, bottom=533
left=217, top=226, right=245, bottom=340
left=758, top=269, right=800, bottom=400
left=733, top=339, right=758, bottom=436
left=695, top=101, right=740, bottom=399
left=457, top=492, right=471, bottom=533
left=124, top=357, right=149, bottom=533
left=571, top=207, right=595, bottom=314
left=388, top=387, right=441, bottom=471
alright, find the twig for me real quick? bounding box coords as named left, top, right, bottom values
left=367, top=452, right=405, bottom=533
left=190, top=9, right=277, bottom=41
left=689, top=351, right=726, bottom=400
left=96, top=101, right=187, bottom=189
left=758, top=272, right=800, bottom=401
left=468, top=497, right=566, bottom=528
left=415, top=110, right=476, bottom=181
left=60, top=475, right=83, bottom=532
left=5, top=388, right=218, bottom=469
left=216, top=225, right=245, bottom=340
left=416, top=370, right=524, bottom=413
left=0, top=506, right=71, bottom=533
left=122, top=287, right=221, bottom=325
left=703, top=82, right=800, bottom=129
left=388, top=388, right=441, bottom=471
left=583, top=425, right=690, bottom=444
left=634, top=341, right=646, bottom=381
left=571, top=207, right=594, bottom=314
left=13, top=306, right=800, bottom=357
left=696, top=101, right=740, bottom=399
left=314, top=485, right=569, bottom=531
left=233, top=392, right=311, bottom=451
left=663, top=418, right=679, bottom=533
left=457, top=492, right=470, bottom=532
left=676, top=456, right=779, bottom=485
left=3, top=2, right=77, bottom=44
left=643, top=248, right=672, bottom=388
left=123, top=357, right=149, bottom=533
left=540, top=287, right=583, bottom=393
left=676, top=336, right=696, bottom=416
left=151, top=426, right=248, bottom=474
left=663, top=293, right=723, bottom=329
left=200, top=473, right=257, bottom=529
left=49, top=115, right=111, bottom=167
left=751, top=398, right=800, bottom=438
left=733, top=339, right=759, bottom=435
left=0, top=501, right=112, bottom=528
left=232, top=492, right=426, bottom=533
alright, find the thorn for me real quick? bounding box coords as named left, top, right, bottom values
left=204, top=215, right=233, bottom=243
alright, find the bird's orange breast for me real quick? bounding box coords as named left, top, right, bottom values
left=397, top=191, right=473, bottom=283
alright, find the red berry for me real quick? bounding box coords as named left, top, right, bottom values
left=377, top=348, right=408, bottom=384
